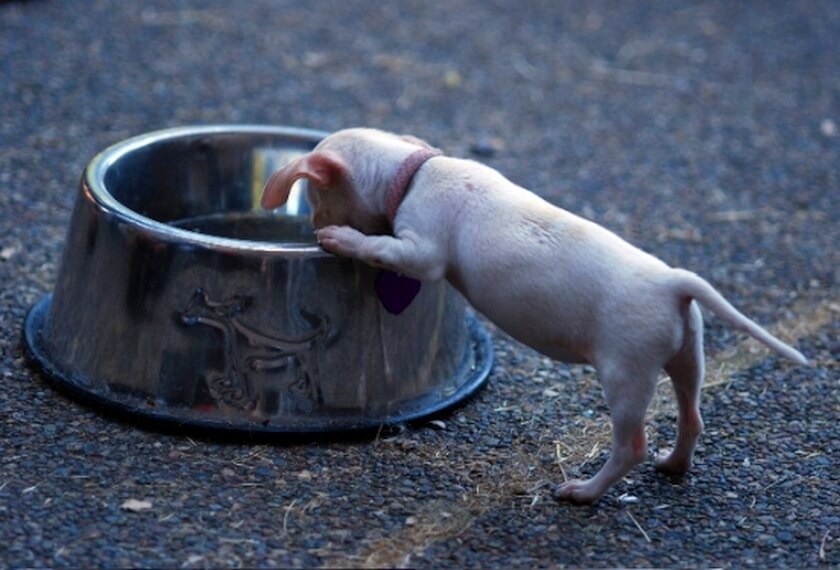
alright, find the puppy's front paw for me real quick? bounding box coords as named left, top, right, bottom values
left=316, top=225, right=366, bottom=258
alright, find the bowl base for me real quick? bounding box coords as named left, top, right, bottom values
left=23, top=294, right=493, bottom=435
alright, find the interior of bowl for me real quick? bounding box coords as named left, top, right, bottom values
left=98, top=127, right=320, bottom=244
left=168, top=211, right=315, bottom=243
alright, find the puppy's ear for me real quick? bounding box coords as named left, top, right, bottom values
left=261, top=151, right=348, bottom=209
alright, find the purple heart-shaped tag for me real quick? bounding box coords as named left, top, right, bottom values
left=375, top=270, right=422, bottom=315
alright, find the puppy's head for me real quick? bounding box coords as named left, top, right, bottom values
left=261, top=128, right=434, bottom=233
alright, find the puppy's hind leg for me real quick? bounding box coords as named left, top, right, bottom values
left=556, top=360, right=659, bottom=504
left=655, top=301, right=705, bottom=474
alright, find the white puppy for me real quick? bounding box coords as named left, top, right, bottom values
left=261, top=128, right=807, bottom=504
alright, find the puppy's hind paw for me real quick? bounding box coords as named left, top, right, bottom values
left=654, top=449, right=692, bottom=475
left=553, top=479, right=605, bottom=505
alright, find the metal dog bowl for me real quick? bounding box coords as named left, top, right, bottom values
left=23, top=125, right=493, bottom=433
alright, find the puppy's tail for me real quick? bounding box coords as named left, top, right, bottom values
left=670, top=269, right=808, bottom=365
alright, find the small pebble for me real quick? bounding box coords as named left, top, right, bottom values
left=120, top=499, right=152, bottom=513
left=617, top=493, right=640, bottom=505
left=0, top=246, right=18, bottom=261
left=444, top=70, right=463, bottom=88
left=469, top=138, right=504, bottom=158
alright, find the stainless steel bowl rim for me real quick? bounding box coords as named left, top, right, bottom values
left=88, top=124, right=331, bottom=256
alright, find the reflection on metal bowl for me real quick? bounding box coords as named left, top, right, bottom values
left=23, top=125, right=492, bottom=433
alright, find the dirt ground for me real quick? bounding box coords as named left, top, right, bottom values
left=1, top=1, right=837, bottom=567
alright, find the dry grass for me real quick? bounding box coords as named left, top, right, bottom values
left=352, top=503, right=476, bottom=569
left=322, top=439, right=556, bottom=568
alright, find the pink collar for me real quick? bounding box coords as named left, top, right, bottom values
left=385, top=148, right=443, bottom=225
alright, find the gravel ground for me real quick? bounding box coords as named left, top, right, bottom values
left=1, top=0, right=838, bottom=567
